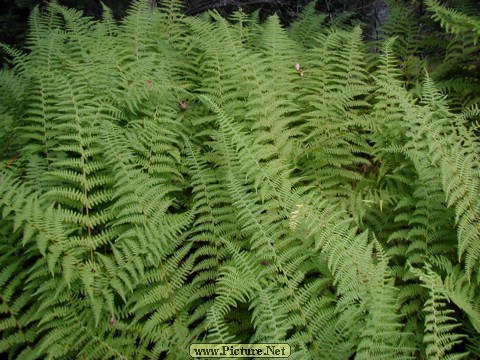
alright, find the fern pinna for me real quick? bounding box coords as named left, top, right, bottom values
left=0, top=0, right=479, bottom=359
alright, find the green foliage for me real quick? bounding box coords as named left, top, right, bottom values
left=377, top=0, right=480, bottom=109
left=424, top=0, right=480, bottom=43
left=0, top=0, right=479, bottom=358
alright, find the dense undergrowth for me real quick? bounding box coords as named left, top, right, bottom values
left=0, top=0, right=479, bottom=359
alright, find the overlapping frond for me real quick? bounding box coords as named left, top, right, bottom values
left=1, top=1, right=479, bottom=359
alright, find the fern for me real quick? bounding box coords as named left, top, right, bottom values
left=1, top=1, right=479, bottom=358
left=424, top=0, right=480, bottom=43
left=411, top=264, right=469, bottom=360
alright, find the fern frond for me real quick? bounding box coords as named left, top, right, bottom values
left=356, top=240, right=417, bottom=359
left=287, top=3, right=328, bottom=48
left=425, top=0, right=480, bottom=43
left=411, top=264, right=469, bottom=360
left=441, top=142, right=480, bottom=278
left=0, top=246, right=39, bottom=358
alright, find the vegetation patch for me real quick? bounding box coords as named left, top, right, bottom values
left=0, top=0, right=479, bottom=358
